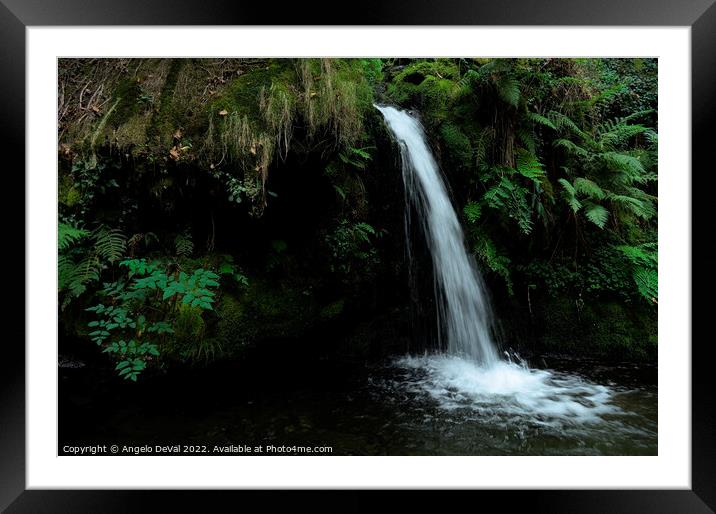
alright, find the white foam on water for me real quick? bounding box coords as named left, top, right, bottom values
left=395, top=355, right=622, bottom=428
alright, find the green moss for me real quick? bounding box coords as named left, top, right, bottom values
left=536, top=296, right=657, bottom=361
left=113, top=114, right=150, bottom=149
left=211, top=278, right=319, bottom=356
left=386, top=59, right=459, bottom=115
left=147, top=59, right=185, bottom=146
left=58, top=173, right=81, bottom=207
left=174, top=303, right=206, bottom=340
left=213, top=61, right=296, bottom=123
left=107, top=77, right=142, bottom=129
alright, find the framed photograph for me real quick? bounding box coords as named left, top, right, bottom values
left=3, top=0, right=713, bottom=511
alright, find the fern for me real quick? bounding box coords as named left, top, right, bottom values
left=516, top=127, right=537, bottom=156
left=558, top=178, right=582, bottom=213
left=549, top=111, right=586, bottom=138
left=617, top=243, right=658, bottom=303
left=633, top=267, right=658, bottom=302
left=59, top=222, right=89, bottom=250
left=573, top=177, right=606, bottom=200
left=484, top=175, right=533, bottom=234
left=175, top=231, right=194, bottom=257
left=473, top=127, right=495, bottom=167
left=597, top=122, right=649, bottom=148
left=338, top=146, right=373, bottom=170
left=463, top=201, right=482, bottom=223
left=354, top=222, right=376, bottom=243
left=554, top=138, right=589, bottom=158
left=584, top=202, right=609, bottom=229
left=92, top=225, right=127, bottom=263
left=471, top=229, right=513, bottom=294
left=127, top=232, right=158, bottom=254
left=516, top=150, right=546, bottom=183
left=526, top=111, right=557, bottom=131
left=59, top=254, right=101, bottom=302
left=607, top=193, right=653, bottom=220
left=599, top=152, right=646, bottom=182
left=616, top=243, right=657, bottom=267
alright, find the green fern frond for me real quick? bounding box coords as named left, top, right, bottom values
left=598, top=123, right=649, bottom=148
left=516, top=149, right=546, bottom=183
left=76, top=254, right=102, bottom=283
left=526, top=111, right=557, bottom=131
left=620, top=108, right=655, bottom=124
left=58, top=254, right=76, bottom=291
left=615, top=243, right=658, bottom=303
left=573, top=177, right=606, bottom=200
left=92, top=225, right=127, bottom=263
left=633, top=267, right=658, bottom=303
left=175, top=232, right=194, bottom=257
left=474, top=127, right=495, bottom=166
left=463, top=201, right=482, bottom=223
left=558, top=178, right=582, bottom=213
left=584, top=202, right=609, bottom=229
left=59, top=254, right=101, bottom=301
left=484, top=175, right=513, bottom=209
left=554, top=138, right=589, bottom=158
left=471, top=229, right=513, bottom=294
left=599, top=152, right=646, bottom=181
left=484, top=174, right=533, bottom=234
left=549, top=112, right=586, bottom=138
left=516, top=127, right=537, bottom=156
left=616, top=243, right=658, bottom=267
left=59, top=222, right=89, bottom=250
left=607, top=193, right=654, bottom=220
left=645, top=130, right=658, bottom=146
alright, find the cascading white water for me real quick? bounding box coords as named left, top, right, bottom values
left=376, top=105, right=499, bottom=366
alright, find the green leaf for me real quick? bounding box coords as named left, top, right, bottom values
left=58, top=223, right=89, bottom=250
left=573, top=177, right=606, bottom=200
left=526, top=111, right=557, bottom=130
left=558, top=178, right=582, bottom=213
left=584, top=203, right=609, bottom=229
left=496, top=75, right=520, bottom=107
left=516, top=150, right=546, bottom=183
left=463, top=202, right=482, bottom=223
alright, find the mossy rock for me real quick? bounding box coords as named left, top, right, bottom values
left=535, top=296, right=657, bottom=361
left=212, top=61, right=296, bottom=122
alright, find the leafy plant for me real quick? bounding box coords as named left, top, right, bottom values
left=58, top=223, right=127, bottom=308
left=86, top=259, right=221, bottom=380
left=617, top=243, right=658, bottom=303
left=338, top=145, right=374, bottom=170
left=325, top=219, right=380, bottom=282
left=174, top=231, right=194, bottom=257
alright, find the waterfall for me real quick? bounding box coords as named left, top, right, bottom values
left=376, top=105, right=500, bottom=366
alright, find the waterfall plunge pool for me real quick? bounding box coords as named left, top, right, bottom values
left=59, top=350, right=657, bottom=456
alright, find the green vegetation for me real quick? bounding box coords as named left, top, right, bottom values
left=58, top=58, right=658, bottom=380
left=384, top=58, right=657, bottom=308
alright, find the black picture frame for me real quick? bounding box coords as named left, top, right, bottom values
left=1, top=1, right=713, bottom=511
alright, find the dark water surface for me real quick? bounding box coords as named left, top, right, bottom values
left=59, top=342, right=656, bottom=456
